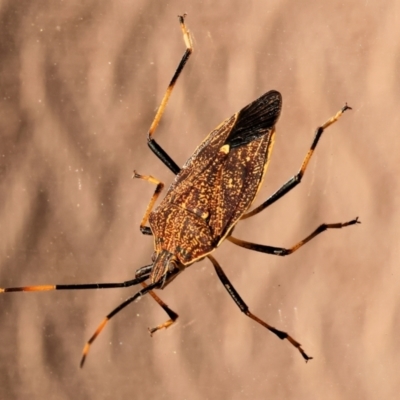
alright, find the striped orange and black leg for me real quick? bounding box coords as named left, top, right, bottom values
left=132, top=171, right=164, bottom=235
left=241, top=104, right=352, bottom=220
left=137, top=265, right=179, bottom=334
left=80, top=281, right=159, bottom=368
left=228, top=217, right=360, bottom=256
left=147, top=14, right=193, bottom=175
left=141, top=282, right=179, bottom=335
left=0, top=271, right=151, bottom=294
left=207, top=255, right=312, bottom=362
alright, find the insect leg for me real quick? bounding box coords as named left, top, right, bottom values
left=135, top=264, right=153, bottom=279
left=207, top=255, right=312, bottom=362
left=228, top=217, right=360, bottom=255
left=147, top=14, right=193, bottom=175
left=136, top=267, right=179, bottom=333
left=0, top=268, right=152, bottom=293
left=80, top=281, right=159, bottom=368
left=141, top=282, right=179, bottom=335
left=132, top=170, right=164, bottom=235
left=241, top=104, right=352, bottom=220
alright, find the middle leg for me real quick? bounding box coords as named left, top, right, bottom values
left=228, top=217, right=359, bottom=256
left=133, top=170, right=164, bottom=235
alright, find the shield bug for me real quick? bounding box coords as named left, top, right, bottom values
left=0, top=15, right=359, bottom=367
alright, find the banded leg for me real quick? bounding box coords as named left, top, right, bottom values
left=0, top=265, right=152, bottom=293
left=228, top=217, right=360, bottom=255
left=80, top=281, right=160, bottom=368
left=241, top=104, right=352, bottom=220
left=81, top=14, right=189, bottom=365
left=136, top=261, right=179, bottom=333
left=141, top=282, right=179, bottom=335
left=133, top=171, right=164, bottom=235
left=147, top=14, right=193, bottom=175
left=207, top=255, right=311, bottom=361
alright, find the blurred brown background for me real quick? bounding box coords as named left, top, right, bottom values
left=0, top=0, right=398, bottom=399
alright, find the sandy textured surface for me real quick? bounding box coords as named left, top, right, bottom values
left=0, top=1, right=398, bottom=399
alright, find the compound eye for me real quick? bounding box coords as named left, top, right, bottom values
left=168, top=260, right=178, bottom=273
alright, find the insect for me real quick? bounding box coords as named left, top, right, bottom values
left=0, top=15, right=359, bottom=367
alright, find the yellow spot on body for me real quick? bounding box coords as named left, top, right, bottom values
left=219, top=144, right=230, bottom=154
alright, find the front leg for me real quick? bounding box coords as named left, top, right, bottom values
left=141, top=282, right=179, bottom=335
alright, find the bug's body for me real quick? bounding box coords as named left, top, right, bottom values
left=0, top=15, right=359, bottom=367
left=149, top=91, right=280, bottom=283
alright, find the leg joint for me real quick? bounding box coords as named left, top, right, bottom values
left=140, top=226, right=153, bottom=235
left=274, top=248, right=291, bottom=256
left=269, top=326, right=289, bottom=340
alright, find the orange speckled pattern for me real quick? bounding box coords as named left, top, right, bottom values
left=0, top=1, right=397, bottom=399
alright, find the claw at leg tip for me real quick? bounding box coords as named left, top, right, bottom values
left=343, top=103, right=352, bottom=112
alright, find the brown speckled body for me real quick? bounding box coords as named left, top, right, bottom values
left=149, top=91, right=281, bottom=279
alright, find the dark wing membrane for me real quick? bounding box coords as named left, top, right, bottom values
left=225, top=90, right=282, bottom=148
